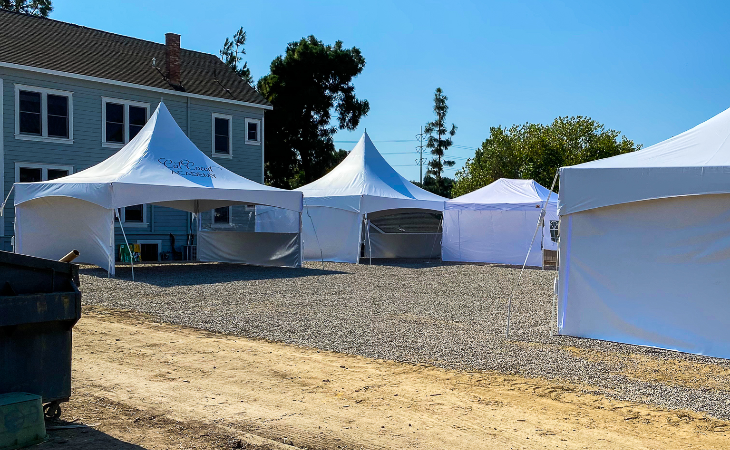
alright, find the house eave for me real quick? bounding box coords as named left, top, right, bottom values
left=0, top=61, right=273, bottom=110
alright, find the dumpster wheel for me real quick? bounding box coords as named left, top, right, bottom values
left=44, top=401, right=62, bottom=420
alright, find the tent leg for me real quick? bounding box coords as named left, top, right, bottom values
left=116, top=208, right=134, bottom=282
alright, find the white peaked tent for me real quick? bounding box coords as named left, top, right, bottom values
left=14, top=102, right=303, bottom=274
left=296, top=132, right=446, bottom=263
left=558, top=106, right=730, bottom=359
left=442, top=178, right=558, bottom=266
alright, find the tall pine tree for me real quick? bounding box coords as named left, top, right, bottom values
left=424, top=88, right=457, bottom=196
left=220, top=27, right=253, bottom=85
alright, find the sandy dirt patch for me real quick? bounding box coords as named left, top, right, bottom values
left=39, top=306, right=730, bottom=449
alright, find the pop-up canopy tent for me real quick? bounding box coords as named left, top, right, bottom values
left=13, top=103, right=303, bottom=274
left=442, top=178, right=558, bottom=266
left=558, top=106, right=730, bottom=359
left=294, top=132, right=446, bottom=263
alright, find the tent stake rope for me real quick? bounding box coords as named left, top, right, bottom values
left=304, top=203, right=325, bottom=271
left=505, top=169, right=559, bottom=338
left=115, top=208, right=134, bottom=282
left=0, top=185, right=15, bottom=216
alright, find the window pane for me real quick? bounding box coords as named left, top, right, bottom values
left=19, top=167, right=42, bottom=183
left=47, top=169, right=69, bottom=180
left=214, top=117, right=229, bottom=137
left=19, top=91, right=41, bottom=113
left=214, top=135, right=229, bottom=154
left=247, top=122, right=258, bottom=141
left=213, top=207, right=230, bottom=224
left=106, top=122, right=124, bottom=143
left=106, top=102, right=124, bottom=124
left=129, top=106, right=146, bottom=126
left=47, top=94, right=68, bottom=116
left=129, top=125, right=143, bottom=141
left=19, top=111, right=42, bottom=135
left=47, top=115, right=68, bottom=138
left=19, top=91, right=42, bottom=135
left=124, top=204, right=144, bottom=222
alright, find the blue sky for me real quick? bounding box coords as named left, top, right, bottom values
left=54, top=0, right=730, bottom=182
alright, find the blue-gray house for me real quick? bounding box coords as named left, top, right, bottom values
left=0, top=10, right=272, bottom=259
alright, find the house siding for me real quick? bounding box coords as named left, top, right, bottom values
left=0, top=66, right=265, bottom=258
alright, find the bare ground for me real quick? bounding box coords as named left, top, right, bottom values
left=37, top=307, right=730, bottom=449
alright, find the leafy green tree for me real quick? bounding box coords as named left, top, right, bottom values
left=258, top=36, right=370, bottom=188
left=1, top=0, right=52, bottom=16
left=424, top=88, right=457, bottom=193
left=413, top=174, right=455, bottom=198
left=452, top=116, right=640, bottom=197
left=220, top=27, right=252, bottom=85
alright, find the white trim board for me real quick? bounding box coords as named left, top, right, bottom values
left=0, top=61, right=273, bottom=110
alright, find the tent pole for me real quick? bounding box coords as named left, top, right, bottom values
left=366, top=213, right=372, bottom=266
left=116, top=208, right=134, bottom=282
left=505, top=169, right=559, bottom=338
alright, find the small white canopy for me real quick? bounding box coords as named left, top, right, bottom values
left=447, top=178, right=558, bottom=211
left=558, top=106, right=730, bottom=359
left=14, top=103, right=302, bottom=273
left=443, top=178, right=557, bottom=266
left=560, top=106, right=730, bottom=216
left=294, top=132, right=445, bottom=263
left=298, top=132, right=445, bottom=213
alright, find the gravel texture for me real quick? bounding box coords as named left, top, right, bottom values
left=80, top=261, right=730, bottom=420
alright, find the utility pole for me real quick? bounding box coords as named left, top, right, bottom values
left=416, top=126, right=425, bottom=184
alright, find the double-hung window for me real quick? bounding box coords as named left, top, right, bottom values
left=15, top=85, right=73, bottom=142
left=115, top=204, right=147, bottom=227
left=212, top=113, right=232, bottom=157
left=102, top=98, right=150, bottom=147
left=245, top=118, right=261, bottom=145
left=16, top=163, right=73, bottom=183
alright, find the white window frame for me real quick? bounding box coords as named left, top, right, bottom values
left=211, top=113, right=233, bottom=158
left=211, top=206, right=233, bottom=227
left=245, top=118, right=261, bottom=145
left=116, top=204, right=149, bottom=228
left=102, top=97, right=150, bottom=148
left=15, top=162, right=74, bottom=183
left=14, top=84, right=74, bottom=144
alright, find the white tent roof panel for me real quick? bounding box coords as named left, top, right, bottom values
left=15, top=103, right=302, bottom=212
left=447, top=178, right=557, bottom=211
left=559, top=106, right=730, bottom=215
left=297, top=132, right=445, bottom=213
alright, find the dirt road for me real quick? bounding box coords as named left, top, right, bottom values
left=41, top=307, right=730, bottom=449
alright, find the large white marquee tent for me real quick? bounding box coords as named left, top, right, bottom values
left=295, top=132, right=446, bottom=263
left=442, top=178, right=558, bottom=266
left=558, top=106, right=730, bottom=359
left=14, top=103, right=303, bottom=274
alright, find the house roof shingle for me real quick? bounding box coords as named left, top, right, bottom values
left=0, top=10, right=271, bottom=108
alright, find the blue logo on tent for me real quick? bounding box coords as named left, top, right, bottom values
left=158, top=158, right=217, bottom=186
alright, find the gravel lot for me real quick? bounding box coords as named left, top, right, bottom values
left=80, top=261, right=730, bottom=420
